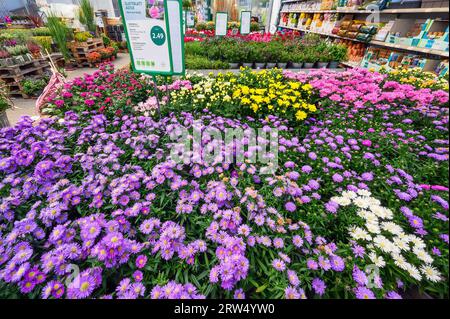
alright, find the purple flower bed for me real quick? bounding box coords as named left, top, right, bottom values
left=0, top=67, right=448, bottom=299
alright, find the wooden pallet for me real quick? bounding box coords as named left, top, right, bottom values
left=69, top=39, right=104, bottom=66
left=0, top=58, right=51, bottom=99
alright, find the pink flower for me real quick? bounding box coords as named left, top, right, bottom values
left=361, top=140, right=372, bottom=147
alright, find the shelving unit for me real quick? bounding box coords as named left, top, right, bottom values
left=277, top=0, right=449, bottom=73
left=279, top=25, right=449, bottom=57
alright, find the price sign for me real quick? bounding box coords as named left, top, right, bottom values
left=119, top=0, right=184, bottom=75
left=215, top=12, right=228, bottom=36
left=186, top=11, right=195, bottom=27
left=240, top=11, right=251, bottom=35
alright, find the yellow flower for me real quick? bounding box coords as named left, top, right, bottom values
left=295, top=110, right=307, bottom=121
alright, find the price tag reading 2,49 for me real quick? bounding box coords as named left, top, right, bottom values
left=119, top=0, right=184, bottom=75
left=151, top=26, right=166, bottom=46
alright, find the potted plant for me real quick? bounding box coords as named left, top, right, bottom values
left=252, top=44, right=265, bottom=69
left=277, top=51, right=290, bottom=69
left=290, top=51, right=304, bottom=69
left=328, top=44, right=348, bottom=68
left=27, top=41, right=41, bottom=59
left=223, top=45, right=241, bottom=69
left=0, top=80, right=12, bottom=128
left=265, top=42, right=280, bottom=69
left=303, top=47, right=318, bottom=69
left=241, top=45, right=253, bottom=69
left=87, top=51, right=101, bottom=66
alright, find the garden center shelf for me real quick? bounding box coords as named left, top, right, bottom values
left=278, top=25, right=450, bottom=58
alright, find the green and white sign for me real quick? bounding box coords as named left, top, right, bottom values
left=119, top=0, right=184, bottom=76
left=186, top=11, right=195, bottom=28
left=215, top=12, right=228, bottom=36
left=240, top=11, right=251, bottom=35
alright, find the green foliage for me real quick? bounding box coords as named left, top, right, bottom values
left=32, top=27, right=51, bottom=37
left=5, top=45, right=29, bottom=56
left=0, top=80, right=12, bottom=112
left=46, top=13, right=71, bottom=62
left=102, top=34, right=111, bottom=46
left=78, top=0, right=96, bottom=34
left=21, top=77, right=49, bottom=97
left=32, top=36, right=53, bottom=54
left=185, top=55, right=229, bottom=70
left=74, top=31, right=93, bottom=42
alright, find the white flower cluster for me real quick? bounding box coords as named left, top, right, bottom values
left=331, top=189, right=442, bottom=283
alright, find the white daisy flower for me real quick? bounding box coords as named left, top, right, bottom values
left=380, top=221, right=403, bottom=236
left=342, top=190, right=357, bottom=200
left=413, top=247, right=434, bottom=264
left=349, top=226, right=372, bottom=241
left=366, top=221, right=381, bottom=234
left=330, top=196, right=351, bottom=206
left=357, top=189, right=372, bottom=197
left=354, top=197, right=371, bottom=209
left=410, top=236, right=426, bottom=249
left=406, top=264, right=422, bottom=281
left=420, top=265, right=441, bottom=282
left=367, top=197, right=381, bottom=206
left=392, top=253, right=409, bottom=270
left=369, top=252, right=385, bottom=268
left=393, top=237, right=410, bottom=251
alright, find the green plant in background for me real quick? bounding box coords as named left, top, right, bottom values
left=32, top=36, right=53, bottom=54
left=327, top=44, right=348, bottom=62
left=78, top=0, right=96, bottom=34
left=32, top=27, right=51, bottom=37
left=5, top=45, right=29, bottom=56
left=74, top=31, right=93, bottom=42
left=46, top=12, right=71, bottom=62
left=250, top=22, right=260, bottom=32
left=111, top=42, right=120, bottom=56
left=185, top=55, right=229, bottom=70
left=102, top=34, right=111, bottom=46
left=182, top=0, right=193, bottom=10
left=20, top=77, right=49, bottom=97
left=0, top=79, right=13, bottom=113
left=0, top=29, right=31, bottom=42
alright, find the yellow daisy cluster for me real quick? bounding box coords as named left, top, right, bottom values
left=232, top=80, right=315, bottom=121
left=384, top=68, right=448, bottom=91
left=170, top=69, right=317, bottom=122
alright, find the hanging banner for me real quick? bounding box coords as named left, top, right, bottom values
left=186, top=11, right=195, bottom=27
left=215, top=12, right=228, bottom=36
left=119, top=0, right=184, bottom=75
left=240, top=11, right=251, bottom=35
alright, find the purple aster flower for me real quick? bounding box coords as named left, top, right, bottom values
left=285, top=202, right=296, bottom=212
left=233, top=288, right=245, bottom=299
left=135, top=255, right=147, bottom=269
left=272, top=258, right=286, bottom=271
left=311, top=278, right=326, bottom=296
left=354, top=286, right=376, bottom=299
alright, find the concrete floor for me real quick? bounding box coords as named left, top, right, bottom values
left=5, top=53, right=131, bottom=125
